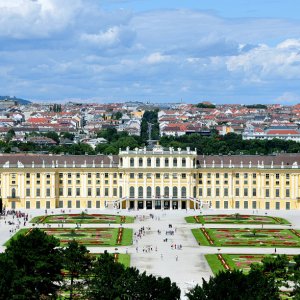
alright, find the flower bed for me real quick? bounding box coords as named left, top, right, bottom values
left=30, top=214, right=134, bottom=224
left=186, top=214, right=289, bottom=225
left=193, top=228, right=300, bottom=247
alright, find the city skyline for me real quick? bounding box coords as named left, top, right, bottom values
left=1, top=0, right=300, bottom=103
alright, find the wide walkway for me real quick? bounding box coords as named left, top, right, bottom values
left=1, top=208, right=300, bottom=299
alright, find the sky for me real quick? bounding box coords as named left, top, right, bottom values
left=0, top=0, right=300, bottom=104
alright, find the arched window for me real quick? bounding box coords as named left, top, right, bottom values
left=155, top=186, right=160, bottom=197
left=138, top=186, right=143, bottom=198
left=173, top=186, right=178, bottom=198
left=139, top=158, right=143, bottom=167
left=156, top=158, right=160, bottom=167
left=147, top=158, right=151, bottom=167
left=11, top=188, right=16, bottom=198
left=173, top=158, right=177, bottom=167
left=129, top=187, right=135, bottom=198
left=130, top=158, right=134, bottom=167
left=165, top=158, right=169, bottom=167
left=182, top=158, right=186, bottom=167
left=164, top=186, right=169, bottom=197
left=147, top=186, right=152, bottom=198
left=181, top=187, right=187, bottom=198
left=119, top=186, right=123, bottom=198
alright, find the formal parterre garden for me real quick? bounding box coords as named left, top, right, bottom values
left=192, top=228, right=300, bottom=247
left=205, top=254, right=295, bottom=275
left=186, top=214, right=290, bottom=224
left=5, top=227, right=133, bottom=247
left=30, top=213, right=134, bottom=224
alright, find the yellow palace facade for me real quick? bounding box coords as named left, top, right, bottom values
left=1, top=144, right=300, bottom=210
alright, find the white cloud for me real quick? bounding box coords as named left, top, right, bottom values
left=81, top=26, right=135, bottom=49
left=144, top=52, right=171, bottom=64
left=0, top=0, right=82, bottom=38
left=276, top=92, right=300, bottom=104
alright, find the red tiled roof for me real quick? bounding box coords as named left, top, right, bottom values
left=267, top=130, right=300, bottom=135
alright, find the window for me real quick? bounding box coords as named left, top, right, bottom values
left=26, top=188, right=30, bottom=197
left=113, top=188, right=117, bottom=197
left=138, top=173, right=143, bottom=179
left=36, top=173, right=40, bottom=178
left=96, top=173, right=100, bottom=178
left=224, top=173, right=228, bottom=179
left=76, top=180, right=80, bottom=184
left=182, top=173, right=186, bottom=179
left=276, top=189, right=280, bottom=198
left=138, top=187, right=143, bottom=198
left=173, top=158, right=177, bottom=167
left=199, top=188, right=203, bottom=197
left=68, top=188, right=72, bottom=196
left=88, top=173, right=91, bottom=178
left=244, top=173, right=248, bottom=179
left=216, top=188, right=220, bottom=197
left=276, top=174, right=280, bottom=179
left=76, top=200, right=80, bottom=208
left=156, top=173, right=160, bottom=179
left=68, top=180, right=72, bottom=184
left=68, top=201, right=72, bottom=208
left=224, top=201, right=228, bottom=209
left=182, top=158, right=186, bottom=167
left=266, top=202, right=270, bottom=210
left=26, top=201, right=30, bottom=209
left=207, top=173, right=211, bottom=179
left=286, top=189, right=290, bottom=197
left=146, top=173, right=151, bottom=179
left=181, top=187, right=187, bottom=198
left=59, top=173, right=63, bottom=178
left=286, top=174, right=290, bottom=179
left=156, top=158, right=160, bottom=167
left=26, top=173, right=30, bottom=178
left=173, top=186, right=178, bottom=198
left=76, top=173, right=80, bottom=178
left=156, top=186, right=161, bottom=197
left=244, top=188, right=248, bottom=197
left=88, top=188, right=92, bottom=196
left=276, top=202, right=280, bottom=210
left=244, top=201, right=248, bottom=209
left=265, top=189, right=269, bottom=197
left=276, top=181, right=279, bottom=185
left=46, top=188, right=51, bottom=197
left=253, top=173, right=257, bottom=178
left=119, top=187, right=122, bottom=198
left=147, top=158, right=151, bottom=167
left=235, top=173, right=239, bottom=178
left=216, top=173, right=220, bottom=179
left=252, top=188, right=256, bottom=197
left=130, top=173, right=134, bottom=179
left=147, top=186, right=152, bottom=198
left=96, top=201, right=101, bottom=208
left=139, top=158, right=143, bottom=167
left=165, top=158, right=169, bottom=167
left=105, top=188, right=109, bottom=196
left=266, top=174, right=269, bottom=179
left=235, top=201, right=240, bottom=209
left=224, top=188, right=228, bottom=197
left=216, top=201, right=220, bottom=209
left=96, top=188, right=100, bottom=196
left=36, top=201, right=40, bottom=209
left=173, top=173, right=178, bottom=179
left=164, top=187, right=169, bottom=197
left=252, top=201, right=257, bottom=209
left=286, top=202, right=290, bottom=210
left=87, top=201, right=92, bottom=208
left=164, top=173, right=169, bottom=179
left=68, top=173, right=72, bottom=178
left=130, top=187, right=135, bottom=198
left=105, top=173, right=108, bottom=178
left=76, top=188, right=80, bottom=196
left=59, top=188, right=63, bottom=196
left=36, top=188, right=40, bottom=197
left=207, top=188, right=211, bottom=197
left=235, top=188, right=239, bottom=197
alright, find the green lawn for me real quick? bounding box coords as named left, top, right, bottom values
left=30, top=214, right=134, bottom=224
left=205, top=254, right=225, bottom=275
left=192, top=228, right=300, bottom=247
left=5, top=228, right=133, bottom=247
left=186, top=214, right=290, bottom=225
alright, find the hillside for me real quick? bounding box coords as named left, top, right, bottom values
left=0, top=96, right=31, bottom=105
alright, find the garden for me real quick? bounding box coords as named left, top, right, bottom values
left=30, top=212, right=134, bottom=224
left=5, top=227, right=133, bottom=247
left=192, top=227, right=300, bottom=247
left=186, top=213, right=290, bottom=224
left=205, top=253, right=295, bottom=275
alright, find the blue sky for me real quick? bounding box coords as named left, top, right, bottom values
left=0, top=0, right=300, bottom=104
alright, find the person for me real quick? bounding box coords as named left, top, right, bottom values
left=176, top=255, right=178, bottom=261
left=275, top=248, right=277, bottom=254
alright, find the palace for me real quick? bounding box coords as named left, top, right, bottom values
left=0, top=144, right=300, bottom=210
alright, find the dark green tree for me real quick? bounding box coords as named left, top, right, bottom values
left=4, top=228, right=63, bottom=299
left=63, top=240, right=92, bottom=300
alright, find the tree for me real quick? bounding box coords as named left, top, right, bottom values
left=186, top=269, right=279, bottom=300
left=5, top=228, right=63, bottom=299
left=5, top=128, right=15, bottom=142
left=63, top=240, right=92, bottom=300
